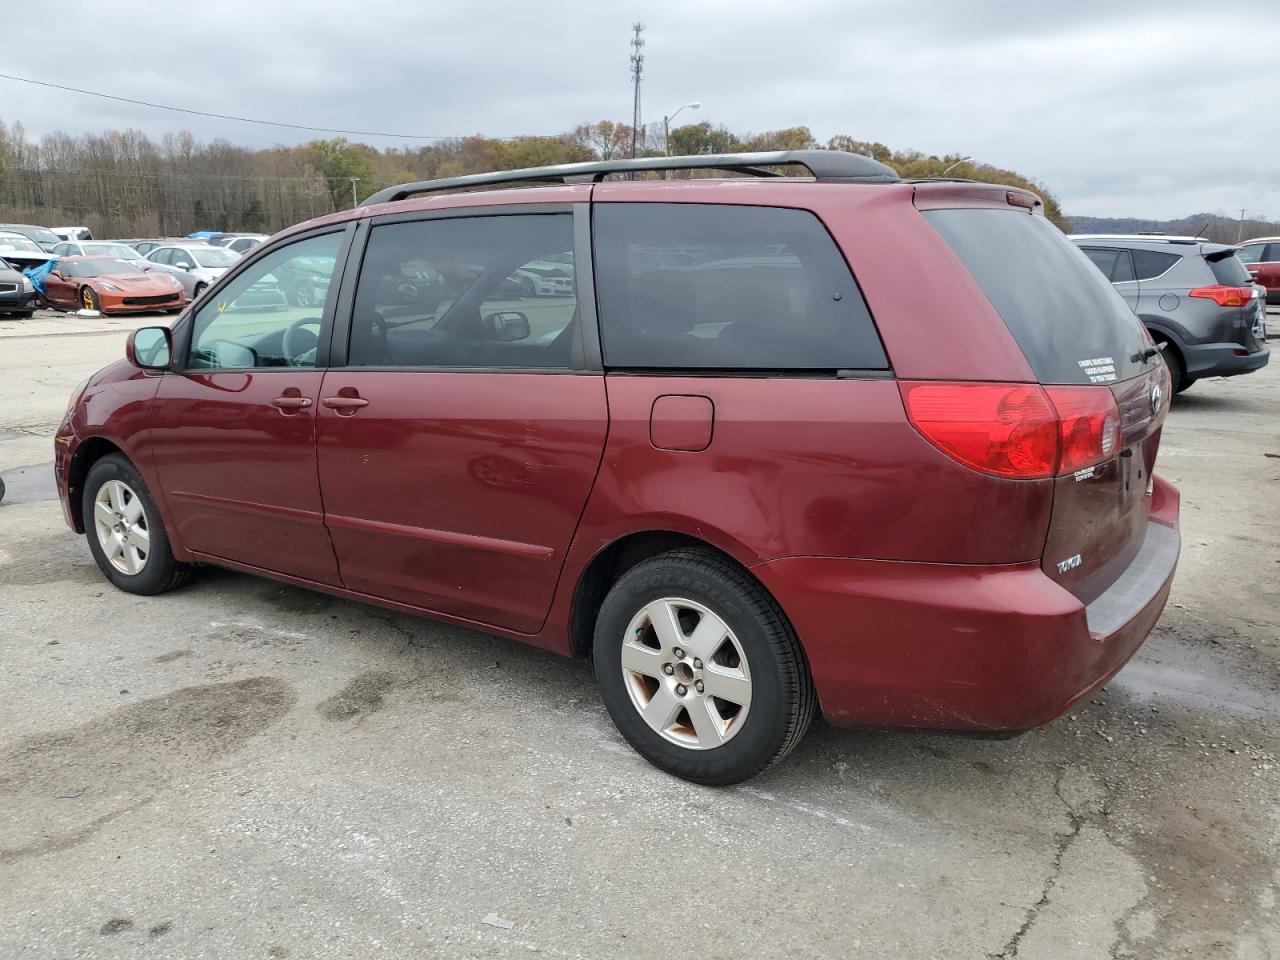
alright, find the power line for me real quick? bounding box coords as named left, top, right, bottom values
left=6, top=166, right=356, bottom=183
left=0, top=72, right=557, bottom=142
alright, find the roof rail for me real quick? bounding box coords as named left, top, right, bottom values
left=361, top=150, right=900, bottom=206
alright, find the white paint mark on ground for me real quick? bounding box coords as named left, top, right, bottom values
left=737, top=785, right=873, bottom=832
left=208, top=617, right=315, bottom=642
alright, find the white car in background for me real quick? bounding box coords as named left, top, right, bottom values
left=143, top=243, right=242, bottom=301
left=51, top=226, right=94, bottom=241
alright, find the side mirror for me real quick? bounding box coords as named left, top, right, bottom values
left=126, top=326, right=172, bottom=371
left=481, top=311, right=531, bottom=342
left=49, top=269, right=63, bottom=279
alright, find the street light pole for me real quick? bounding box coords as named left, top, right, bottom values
left=663, top=102, right=701, bottom=156
left=350, top=178, right=360, bottom=209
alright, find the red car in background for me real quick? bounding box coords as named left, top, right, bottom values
left=44, top=256, right=187, bottom=314
left=1238, top=237, right=1280, bottom=304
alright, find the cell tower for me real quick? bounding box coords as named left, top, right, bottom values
left=629, top=22, right=645, bottom=159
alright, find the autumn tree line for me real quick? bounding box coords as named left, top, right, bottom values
left=0, top=117, right=1066, bottom=238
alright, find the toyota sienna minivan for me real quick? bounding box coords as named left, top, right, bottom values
left=55, top=151, right=1180, bottom=785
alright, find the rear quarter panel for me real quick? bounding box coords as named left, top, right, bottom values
left=572, top=375, right=1053, bottom=567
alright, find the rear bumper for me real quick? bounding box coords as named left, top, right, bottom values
left=754, top=476, right=1180, bottom=731
left=1183, top=340, right=1270, bottom=379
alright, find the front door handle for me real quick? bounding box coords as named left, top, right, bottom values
left=270, top=395, right=313, bottom=411
left=321, top=396, right=369, bottom=412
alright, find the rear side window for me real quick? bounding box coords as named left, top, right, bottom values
left=1207, top=251, right=1253, bottom=285
left=1081, top=247, right=1135, bottom=283
left=592, top=203, right=887, bottom=370
left=925, top=209, right=1149, bottom=385
left=1131, top=249, right=1180, bottom=281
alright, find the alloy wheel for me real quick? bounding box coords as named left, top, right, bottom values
left=92, top=479, right=150, bottom=575
left=620, top=597, right=752, bottom=750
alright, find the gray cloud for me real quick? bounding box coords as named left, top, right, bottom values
left=2, top=0, right=1274, bottom=218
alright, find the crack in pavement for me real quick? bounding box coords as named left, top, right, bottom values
left=987, top=765, right=1091, bottom=959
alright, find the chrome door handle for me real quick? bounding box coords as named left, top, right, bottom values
left=321, top=396, right=369, bottom=411
left=270, top=396, right=313, bottom=410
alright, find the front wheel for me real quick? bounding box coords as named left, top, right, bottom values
left=593, top=549, right=816, bottom=785
left=192, top=282, right=208, bottom=301
left=83, top=454, right=193, bottom=595
left=80, top=286, right=100, bottom=312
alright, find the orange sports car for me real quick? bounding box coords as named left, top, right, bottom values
left=43, top=255, right=188, bottom=314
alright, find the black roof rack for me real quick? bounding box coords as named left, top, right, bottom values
left=362, top=150, right=900, bottom=206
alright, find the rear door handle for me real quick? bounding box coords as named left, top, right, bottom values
left=321, top=396, right=369, bottom=411
left=270, top=395, right=313, bottom=410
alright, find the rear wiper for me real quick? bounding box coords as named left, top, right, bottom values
left=1132, top=344, right=1163, bottom=363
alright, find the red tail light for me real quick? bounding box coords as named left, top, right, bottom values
left=900, top=382, right=1122, bottom=479
left=900, top=382, right=1059, bottom=478
left=1188, top=285, right=1252, bottom=307
left=1045, top=386, right=1121, bottom=474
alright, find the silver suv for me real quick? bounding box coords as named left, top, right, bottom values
left=1070, top=234, right=1269, bottom=393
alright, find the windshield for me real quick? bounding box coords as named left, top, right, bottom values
left=0, top=234, right=43, bottom=254
left=84, top=243, right=142, bottom=260
left=192, top=247, right=240, bottom=268
left=65, top=258, right=143, bottom=278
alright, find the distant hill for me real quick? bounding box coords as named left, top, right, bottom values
left=1068, top=213, right=1280, bottom=244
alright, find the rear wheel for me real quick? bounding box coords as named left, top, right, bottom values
left=1158, top=339, right=1190, bottom=393
left=592, top=548, right=815, bottom=785
left=80, top=286, right=100, bottom=312
left=83, top=454, right=193, bottom=595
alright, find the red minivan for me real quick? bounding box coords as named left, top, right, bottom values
left=55, top=151, right=1179, bottom=785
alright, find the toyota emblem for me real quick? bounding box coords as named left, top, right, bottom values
left=1150, top=383, right=1163, bottom=414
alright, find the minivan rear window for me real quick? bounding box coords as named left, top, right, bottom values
left=593, top=204, right=887, bottom=371
left=925, top=209, right=1151, bottom=385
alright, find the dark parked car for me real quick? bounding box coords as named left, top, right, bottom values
left=1236, top=237, right=1280, bottom=305
left=55, top=151, right=1180, bottom=784
left=0, top=259, right=37, bottom=317
left=1071, top=234, right=1269, bottom=392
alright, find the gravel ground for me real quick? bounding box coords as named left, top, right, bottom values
left=0, top=308, right=1277, bottom=959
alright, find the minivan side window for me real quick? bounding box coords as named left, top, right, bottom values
left=1236, top=243, right=1266, bottom=265
left=592, top=203, right=887, bottom=371
left=347, top=214, right=577, bottom=369
left=187, top=232, right=344, bottom=370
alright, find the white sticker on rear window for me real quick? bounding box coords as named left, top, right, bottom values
left=1077, top=357, right=1117, bottom=383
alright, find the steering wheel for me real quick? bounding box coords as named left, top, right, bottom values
left=281, top=317, right=322, bottom=365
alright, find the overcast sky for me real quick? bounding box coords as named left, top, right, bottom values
left=4, top=0, right=1275, bottom=219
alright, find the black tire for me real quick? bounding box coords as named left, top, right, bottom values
left=193, top=282, right=208, bottom=301
left=592, top=548, right=816, bottom=785
left=6, top=310, right=34, bottom=319
left=1160, top=341, right=1190, bottom=393
left=82, top=453, right=193, bottom=595
left=79, top=286, right=101, bottom=312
